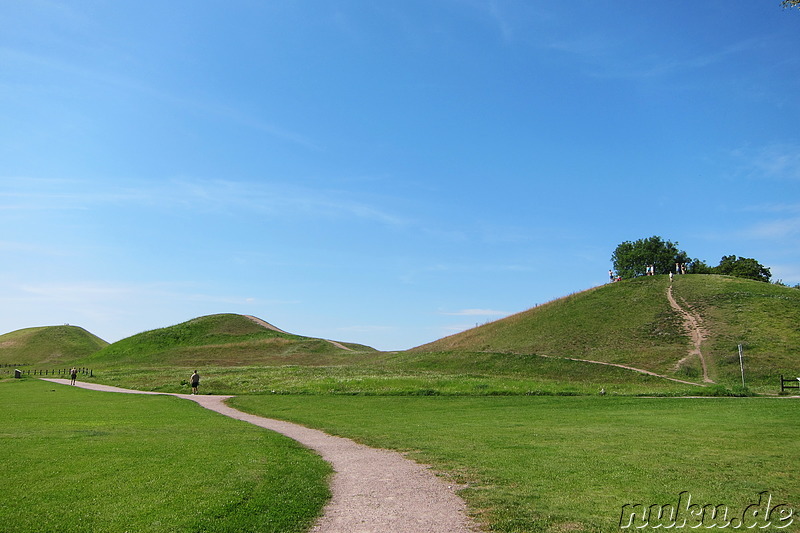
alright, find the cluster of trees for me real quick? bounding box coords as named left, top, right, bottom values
left=611, top=236, right=772, bottom=283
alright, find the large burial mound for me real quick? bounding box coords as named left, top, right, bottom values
left=78, top=313, right=376, bottom=367
left=413, top=274, right=800, bottom=387
left=0, top=325, right=109, bottom=366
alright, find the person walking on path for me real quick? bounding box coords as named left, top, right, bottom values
left=190, top=371, right=200, bottom=394
left=70, top=367, right=78, bottom=385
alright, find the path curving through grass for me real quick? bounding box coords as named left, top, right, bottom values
left=537, top=353, right=704, bottom=386
left=42, top=379, right=478, bottom=533
left=666, top=284, right=713, bottom=383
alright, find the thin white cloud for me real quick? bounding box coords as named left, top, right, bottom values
left=731, top=143, right=800, bottom=181
left=0, top=176, right=410, bottom=228
left=744, top=217, right=800, bottom=240
left=0, top=43, right=319, bottom=150
left=632, top=38, right=764, bottom=78
left=168, top=178, right=411, bottom=227
left=13, top=280, right=277, bottom=307
left=549, top=34, right=766, bottom=81
left=484, top=0, right=514, bottom=42
left=18, top=281, right=162, bottom=300
left=0, top=180, right=153, bottom=213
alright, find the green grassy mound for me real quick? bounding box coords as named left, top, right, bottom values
left=79, top=314, right=375, bottom=367
left=0, top=325, right=108, bottom=366
left=413, top=275, right=800, bottom=388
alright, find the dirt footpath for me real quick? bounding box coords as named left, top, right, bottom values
left=666, top=285, right=713, bottom=383
left=41, top=379, right=479, bottom=533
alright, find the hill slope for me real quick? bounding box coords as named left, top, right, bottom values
left=414, top=275, right=800, bottom=387
left=79, top=314, right=376, bottom=367
left=0, top=325, right=108, bottom=366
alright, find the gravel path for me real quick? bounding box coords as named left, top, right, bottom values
left=41, top=379, right=479, bottom=533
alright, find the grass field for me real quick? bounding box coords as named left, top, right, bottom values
left=0, top=379, right=330, bottom=533
left=230, top=394, right=800, bottom=532
left=72, top=356, right=709, bottom=397
left=3, top=378, right=798, bottom=532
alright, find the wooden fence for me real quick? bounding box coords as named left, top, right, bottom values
left=2, top=368, right=93, bottom=378
left=779, top=374, right=799, bottom=393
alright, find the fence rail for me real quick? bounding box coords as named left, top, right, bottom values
left=3, top=368, right=93, bottom=378
left=780, top=374, right=799, bottom=393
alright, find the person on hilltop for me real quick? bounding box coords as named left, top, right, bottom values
left=190, top=371, right=200, bottom=395
left=70, top=367, right=78, bottom=385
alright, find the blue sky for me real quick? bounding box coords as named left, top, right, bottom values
left=2, top=1, right=799, bottom=351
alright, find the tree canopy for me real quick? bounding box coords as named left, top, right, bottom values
left=610, top=236, right=691, bottom=279
left=714, top=255, right=772, bottom=283
left=782, top=0, right=800, bottom=8
left=610, top=236, right=772, bottom=282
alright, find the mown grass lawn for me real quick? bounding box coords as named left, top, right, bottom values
left=77, top=354, right=702, bottom=397
left=231, top=395, right=800, bottom=532
left=6, top=377, right=797, bottom=532
left=0, top=379, right=330, bottom=533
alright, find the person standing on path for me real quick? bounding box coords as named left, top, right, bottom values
left=190, top=371, right=200, bottom=395
left=70, top=367, right=77, bottom=385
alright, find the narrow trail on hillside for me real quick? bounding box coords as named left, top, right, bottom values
left=537, top=354, right=704, bottom=386
left=41, top=379, right=478, bottom=533
left=244, top=314, right=292, bottom=334
left=244, top=315, right=354, bottom=352
left=666, top=285, right=713, bottom=383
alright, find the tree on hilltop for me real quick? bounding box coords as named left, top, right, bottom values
left=686, top=258, right=713, bottom=274
left=611, top=236, right=691, bottom=279
left=714, top=255, right=771, bottom=283
left=782, top=0, right=800, bottom=9
left=610, top=238, right=772, bottom=283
